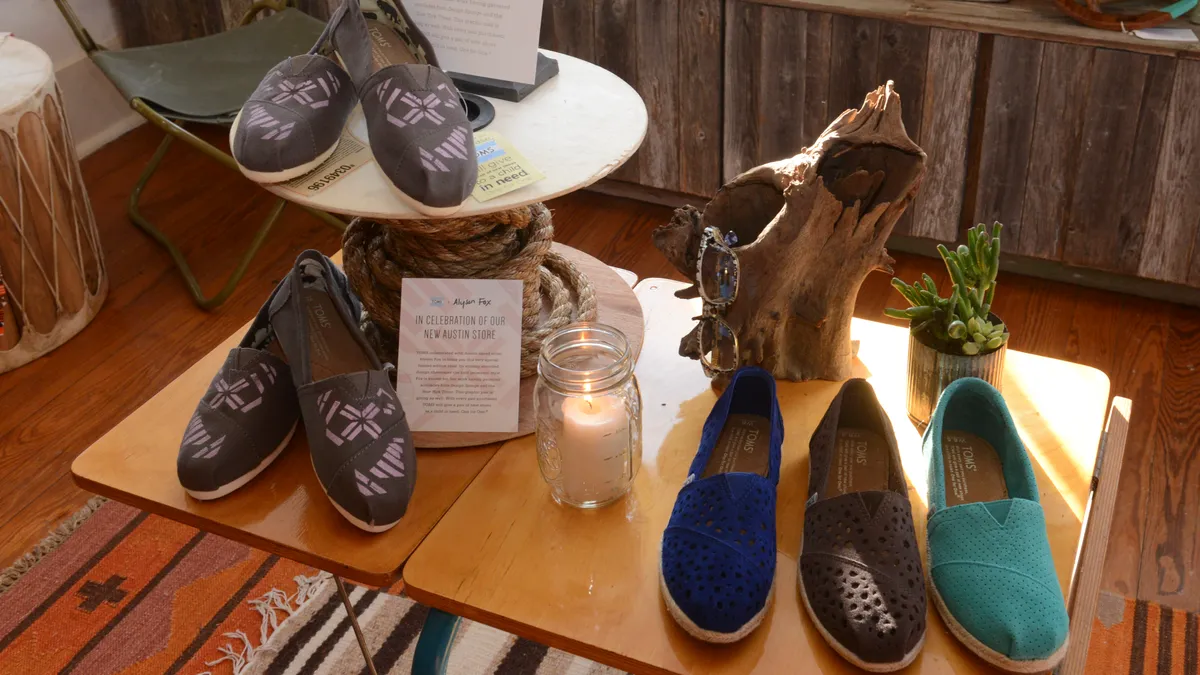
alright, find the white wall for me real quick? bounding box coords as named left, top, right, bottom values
left=2, top=0, right=142, bottom=156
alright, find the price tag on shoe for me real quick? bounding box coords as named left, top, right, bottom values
left=395, top=278, right=523, bottom=432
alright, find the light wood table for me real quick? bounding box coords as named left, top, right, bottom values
left=69, top=249, right=639, bottom=587
left=403, top=278, right=1130, bottom=674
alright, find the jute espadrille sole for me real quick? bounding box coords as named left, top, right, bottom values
left=927, top=565, right=1069, bottom=673
left=797, top=559, right=925, bottom=672
left=658, top=561, right=774, bottom=644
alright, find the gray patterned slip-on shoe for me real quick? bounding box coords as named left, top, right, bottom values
left=270, top=250, right=416, bottom=533
left=331, top=0, right=477, bottom=216
left=230, top=3, right=359, bottom=183
left=178, top=282, right=299, bottom=500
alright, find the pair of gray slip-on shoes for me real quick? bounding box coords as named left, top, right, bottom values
left=178, top=251, right=415, bottom=533
left=231, top=0, right=476, bottom=215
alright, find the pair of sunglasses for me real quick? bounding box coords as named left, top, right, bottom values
left=695, top=226, right=741, bottom=376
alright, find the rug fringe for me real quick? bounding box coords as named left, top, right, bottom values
left=0, top=495, right=108, bottom=597
left=200, top=571, right=331, bottom=675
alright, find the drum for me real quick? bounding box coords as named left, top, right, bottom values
left=0, top=36, right=107, bottom=373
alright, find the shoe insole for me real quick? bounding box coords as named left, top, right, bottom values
left=827, top=428, right=892, bottom=497
left=700, top=413, right=772, bottom=478
left=303, top=286, right=373, bottom=382
left=365, top=18, right=417, bottom=70
left=941, top=430, right=1009, bottom=507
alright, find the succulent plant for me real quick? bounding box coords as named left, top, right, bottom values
left=885, top=222, right=1009, bottom=356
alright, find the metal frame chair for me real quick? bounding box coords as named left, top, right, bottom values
left=52, top=0, right=346, bottom=310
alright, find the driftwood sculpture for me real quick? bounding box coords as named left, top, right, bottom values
left=653, top=82, right=926, bottom=382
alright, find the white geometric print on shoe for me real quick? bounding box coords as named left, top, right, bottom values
left=368, top=438, right=407, bottom=482
left=355, top=469, right=387, bottom=497
left=377, top=80, right=459, bottom=129
left=315, top=391, right=389, bottom=447
left=243, top=105, right=295, bottom=142
left=183, top=415, right=227, bottom=460
left=210, top=375, right=265, bottom=413
left=269, top=74, right=340, bottom=109
left=260, top=361, right=279, bottom=385
left=433, top=126, right=470, bottom=163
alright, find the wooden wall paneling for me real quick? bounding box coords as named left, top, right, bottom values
left=722, top=0, right=763, bottom=181
left=1112, top=57, right=1176, bottom=276
left=1138, top=307, right=1200, bottom=611
left=594, top=0, right=640, bottom=182
left=875, top=22, right=929, bottom=236
left=875, top=22, right=928, bottom=143
left=219, top=0, right=257, bottom=30
left=541, top=0, right=596, bottom=62
left=112, top=0, right=227, bottom=46
left=973, top=36, right=1043, bottom=245
left=909, top=29, right=978, bottom=241
left=291, top=0, right=337, bottom=21
left=1139, top=60, right=1200, bottom=284
left=1016, top=42, right=1092, bottom=260
left=1062, top=50, right=1152, bottom=271
left=634, top=0, right=680, bottom=190
left=678, top=0, right=723, bottom=196
left=756, top=6, right=809, bottom=166
left=827, top=15, right=881, bottom=118
left=800, top=13, right=833, bottom=150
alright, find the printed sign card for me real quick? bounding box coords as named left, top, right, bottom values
left=396, top=278, right=523, bottom=432
left=404, top=0, right=544, bottom=84
left=472, top=129, right=545, bottom=202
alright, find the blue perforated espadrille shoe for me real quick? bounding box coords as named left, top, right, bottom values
left=659, top=366, right=783, bottom=643
left=925, top=377, right=1069, bottom=673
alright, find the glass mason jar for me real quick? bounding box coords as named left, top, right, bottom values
left=535, top=323, right=642, bottom=508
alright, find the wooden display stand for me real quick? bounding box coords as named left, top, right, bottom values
left=0, top=36, right=107, bottom=373
left=268, top=50, right=650, bottom=449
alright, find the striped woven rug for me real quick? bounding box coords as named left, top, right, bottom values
left=1088, top=591, right=1199, bottom=675
left=0, top=499, right=619, bottom=675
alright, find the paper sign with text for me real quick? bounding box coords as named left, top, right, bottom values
left=397, top=278, right=522, bottom=432
left=471, top=130, right=544, bottom=202
left=405, top=0, right=544, bottom=84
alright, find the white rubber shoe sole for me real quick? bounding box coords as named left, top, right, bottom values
left=184, top=422, right=297, bottom=501
left=658, top=560, right=773, bottom=644
left=797, top=563, right=925, bottom=672
left=929, top=569, right=1069, bottom=673
left=228, top=108, right=339, bottom=184
left=311, top=456, right=403, bottom=534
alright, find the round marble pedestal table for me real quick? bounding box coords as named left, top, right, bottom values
left=262, top=50, right=648, bottom=220
left=267, top=51, right=648, bottom=448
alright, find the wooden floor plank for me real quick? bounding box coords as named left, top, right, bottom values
left=1101, top=295, right=1170, bottom=598
left=1138, top=306, right=1200, bottom=611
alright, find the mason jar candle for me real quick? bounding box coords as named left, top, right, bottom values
left=534, top=323, right=642, bottom=508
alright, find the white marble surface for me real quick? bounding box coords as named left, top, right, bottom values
left=265, top=50, right=648, bottom=220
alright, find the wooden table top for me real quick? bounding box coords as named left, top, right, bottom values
left=403, top=278, right=1112, bottom=674
left=70, top=249, right=637, bottom=586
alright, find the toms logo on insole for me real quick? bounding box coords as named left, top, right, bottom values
left=310, top=303, right=333, bottom=329
left=737, top=418, right=761, bottom=454
left=946, top=434, right=978, bottom=472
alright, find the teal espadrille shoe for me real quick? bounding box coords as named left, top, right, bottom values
left=924, top=378, right=1069, bottom=673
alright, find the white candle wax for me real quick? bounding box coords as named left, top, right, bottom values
left=559, top=394, right=630, bottom=504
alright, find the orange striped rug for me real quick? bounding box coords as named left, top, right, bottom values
left=1088, top=591, right=1199, bottom=675
left=0, top=499, right=618, bottom=674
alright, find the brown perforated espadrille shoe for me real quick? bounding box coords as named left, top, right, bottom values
left=798, top=379, right=926, bottom=672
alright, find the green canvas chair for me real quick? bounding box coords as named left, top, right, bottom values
left=53, top=0, right=347, bottom=309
